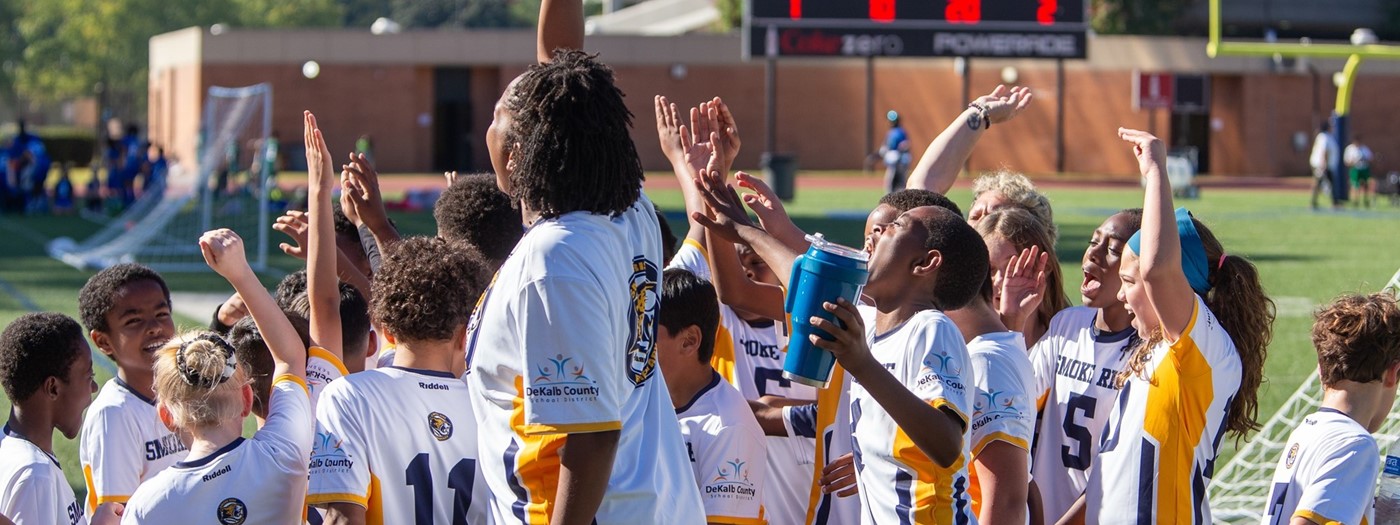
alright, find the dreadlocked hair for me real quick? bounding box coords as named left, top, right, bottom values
left=1118, top=217, right=1275, bottom=445
left=505, top=49, right=643, bottom=218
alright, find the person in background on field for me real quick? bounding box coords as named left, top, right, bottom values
left=880, top=111, right=911, bottom=194
left=1310, top=121, right=1340, bottom=210
left=1261, top=293, right=1400, bottom=525
left=52, top=162, right=75, bottom=215
left=119, top=124, right=142, bottom=207
left=1343, top=135, right=1373, bottom=208
left=102, top=119, right=126, bottom=214
left=141, top=143, right=167, bottom=198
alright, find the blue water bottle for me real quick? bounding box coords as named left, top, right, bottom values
left=783, top=233, right=869, bottom=388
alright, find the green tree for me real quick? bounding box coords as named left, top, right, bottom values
left=389, top=0, right=525, bottom=28
left=715, top=0, right=741, bottom=31
left=0, top=0, right=23, bottom=113
left=234, top=0, right=344, bottom=28
left=1090, top=0, right=1190, bottom=35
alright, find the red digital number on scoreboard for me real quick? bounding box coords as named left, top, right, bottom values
left=785, top=0, right=1061, bottom=25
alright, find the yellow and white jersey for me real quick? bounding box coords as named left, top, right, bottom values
left=79, top=378, right=188, bottom=513
left=307, top=366, right=488, bottom=524
left=1262, top=408, right=1377, bottom=525
left=0, top=426, right=85, bottom=525
left=1087, top=297, right=1240, bottom=525
left=965, top=331, right=1034, bottom=516
left=467, top=194, right=703, bottom=525
left=669, top=240, right=819, bottom=524
left=1027, top=306, right=1136, bottom=524
left=677, top=371, right=769, bottom=524
left=122, top=376, right=312, bottom=524
left=306, top=346, right=346, bottom=415
left=785, top=366, right=862, bottom=525
left=850, top=309, right=976, bottom=525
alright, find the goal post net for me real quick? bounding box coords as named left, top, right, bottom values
left=49, top=83, right=273, bottom=272
left=1208, top=268, right=1400, bottom=523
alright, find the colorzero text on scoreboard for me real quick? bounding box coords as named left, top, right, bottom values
left=744, top=0, right=1088, bottom=59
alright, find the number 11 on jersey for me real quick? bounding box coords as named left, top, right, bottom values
left=405, top=453, right=477, bottom=525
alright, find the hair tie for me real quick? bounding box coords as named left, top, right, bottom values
left=176, top=333, right=238, bottom=389
left=1217, top=253, right=1228, bottom=270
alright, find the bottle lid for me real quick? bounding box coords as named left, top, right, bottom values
left=805, top=233, right=869, bottom=262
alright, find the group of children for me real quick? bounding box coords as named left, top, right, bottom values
left=3, top=0, right=1400, bottom=523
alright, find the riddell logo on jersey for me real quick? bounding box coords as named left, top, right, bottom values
left=309, top=432, right=353, bottom=472
left=705, top=459, right=758, bottom=499
left=528, top=354, right=600, bottom=402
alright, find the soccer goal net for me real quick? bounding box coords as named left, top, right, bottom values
left=50, top=84, right=273, bottom=272
left=1208, top=268, right=1400, bottom=523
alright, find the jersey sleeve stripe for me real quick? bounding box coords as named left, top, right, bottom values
left=971, top=431, right=1031, bottom=457
left=273, top=374, right=310, bottom=394
left=520, top=421, right=623, bottom=435
left=83, top=464, right=96, bottom=511
left=306, top=493, right=370, bottom=507
left=804, top=365, right=847, bottom=525
left=1293, top=509, right=1344, bottom=525
left=930, top=398, right=969, bottom=429
left=94, top=495, right=130, bottom=505
left=706, top=515, right=767, bottom=525
left=309, top=346, right=349, bottom=376
left=683, top=238, right=708, bottom=260
left=711, top=324, right=738, bottom=385
left=511, top=376, right=569, bottom=524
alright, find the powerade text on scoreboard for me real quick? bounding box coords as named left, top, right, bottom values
left=745, top=0, right=1088, bottom=59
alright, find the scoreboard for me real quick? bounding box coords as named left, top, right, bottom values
left=745, top=0, right=1088, bottom=59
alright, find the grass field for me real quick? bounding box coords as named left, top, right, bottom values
left=1, top=176, right=1398, bottom=497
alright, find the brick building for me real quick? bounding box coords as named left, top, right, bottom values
left=148, top=26, right=1400, bottom=178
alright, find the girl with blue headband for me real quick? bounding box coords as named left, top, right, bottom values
left=1061, top=129, right=1275, bottom=525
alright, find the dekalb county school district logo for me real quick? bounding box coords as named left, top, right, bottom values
left=429, top=412, right=454, bottom=441
left=626, top=256, right=660, bottom=386
left=971, top=389, right=1024, bottom=432
left=527, top=354, right=600, bottom=402
left=705, top=459, right=757, bottom=499
left=309, top=431, right=353, bottom=472
left=217, top=498, right=247, bottom=525
left=918, top=350, right=966, bottom=392
left=1286, top=443, right=1300, bottom=469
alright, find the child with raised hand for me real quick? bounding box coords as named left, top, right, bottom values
left=1071, top=129, right=1275, bottom=525
left=695, top=167, right=988, bottom=523
left=1263, top=293, right=1400, bottom=525
left=77, top=263, right=185, bottom=515
left=0, top=312, right=99, bottom=525
left=1027, top=208, right=1142, bottom=525
left=120, top=228, right=312, bottom=524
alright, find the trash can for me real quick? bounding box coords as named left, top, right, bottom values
left=762, top=153, right=797, bottom=202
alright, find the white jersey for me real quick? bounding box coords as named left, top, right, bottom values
left=1262, top=409, right=1377, bottom=525
left=79, top=378, right=188, bottom=513
left=0, top=426, right=85, bottom=525
left=306, top=346, right=346, bottom=415
left=1028, top=306, right=1136, bottom=524
left=677, top=372, right=769, bottom=524
left=307, top=366, right=488, bottom=524
left=122, top=376, right=312, bottom=524
left=467, top=194, right=703, bottom=525
left=785, top=367, right=861, bottom=525
left=669, top=240, right=819, bottom=524
left=850, top=309, right=976, bottom=525
left=965, top=331, right=1034, bottom=517
left=1088, top=297, right=1240, bottom=525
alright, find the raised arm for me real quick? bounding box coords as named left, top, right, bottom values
left=906, top=85, right=1033, bottom=193
left=200, top=229, right=306, bottom=380
left=692, top=165, right=801, bottom=289
left=705, top=226, right=786, bottom=321
left=342, top=153, right=402, bottom=251
left=734, top=172, right=809, bottom=254
left=655, top=95, right=712, bottom=247
left=272, top=210, right=372, bottom=303
left=1118, top=128, right=1195, bottom=341
left=537, top=0, right=584, bottom=63
left=305, top=111, right=344, bottom=359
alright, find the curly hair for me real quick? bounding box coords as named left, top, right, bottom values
left=372, top=236, right=492, bottom=344
left=972, top=170, right=1056, bottom=240
left=1313, top=293, right=1400, bottom=387
left=273, top=270, right=308, bottom=311
left=78, top=263, right=171, bottom=333
left=333, top=205, right=360, bottom=241
left=976, top=207, right=1071, bottom=334
left=227, top=312, right=311, bottom=417
left=913, top=206, right=989, bottom=311
left=0, top=312, right=87, bottom=402
left=435, top=173, right=523, bottom=267
left=504, top=49, right=643, bottom=218
left=153, top=331, right=250, bottom=430
left=879, top=189, right=963, bottom=217
left=660, top=268, right=720, bottom=363
left=1119, top=216, right=1276, bottom=443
